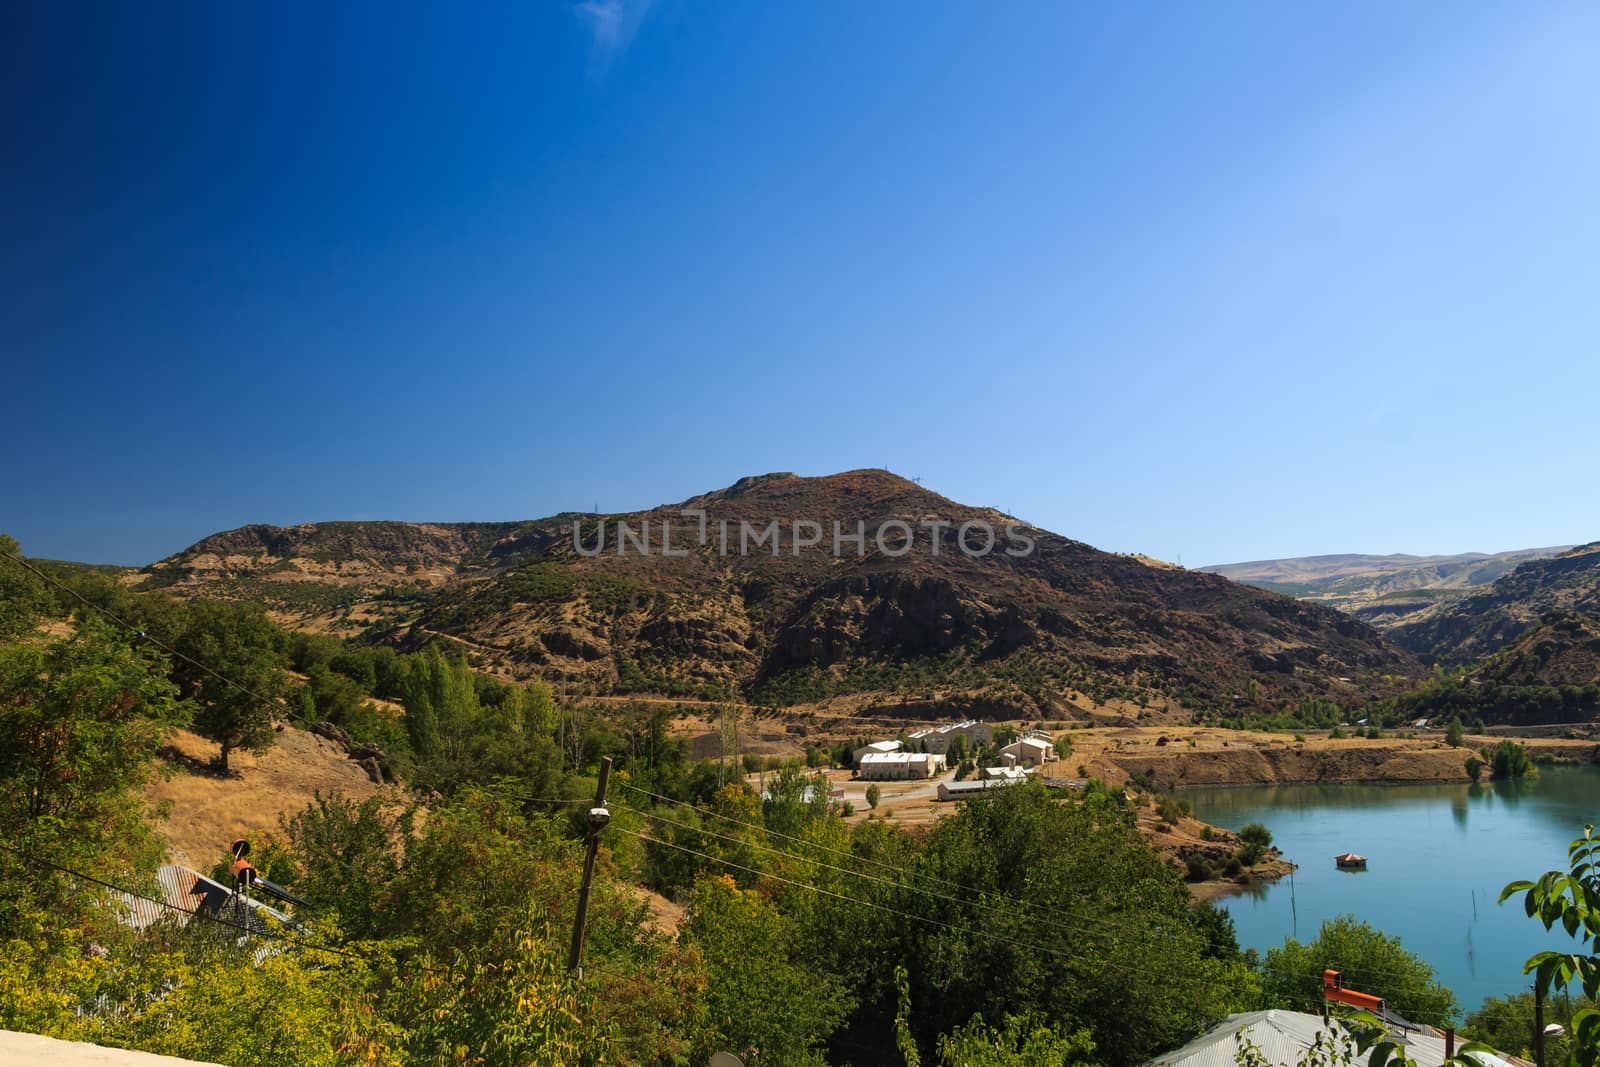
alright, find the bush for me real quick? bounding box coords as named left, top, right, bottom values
left=1186, top=855, right=1215, bottom=882
left=1238, top=823, right=1273, bottom=848
left=1465, top=755, right=1485, bottom=781
left=1157, top=795, right=1186, bottom=825
left=1200, top=825, right=1215, bottom=841
left=1486, top=739, right=1535, bottom=780
left=1237, top=841, right=1266, bottom=867
left=866, top=784, right=881, bottom=810
left=1223, top=856, right=1243, bottom=877
left=1330, top=725, right=1348, bottom=739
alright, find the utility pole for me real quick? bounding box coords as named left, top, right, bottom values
left=567, top=756, right=612, bottom=979
left=1534, top=983, right=1546, bottom=1067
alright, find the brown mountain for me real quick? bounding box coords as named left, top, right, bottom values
left=1473, top=612, right=1600, bottom=689
left=1389, top=542, right=1600, bottom=669
left=139, top=470, right=1421, bottom=721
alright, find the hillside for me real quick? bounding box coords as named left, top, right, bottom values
left=1388, top=543, right=1600, bottom=667
left=137, top=470, right=1422, bottom=721
left=1201, top=546, right=1571, bottom=627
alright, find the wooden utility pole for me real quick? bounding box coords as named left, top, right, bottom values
left=1534, top=984, right=1546, bottom=1067
left=567, top=756, right=612, bottom=978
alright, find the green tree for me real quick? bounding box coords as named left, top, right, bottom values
left=1262, top=916, right=1458, bottom=1026
left=935, top=1013, right=1100, bottom=1067
left=278, top=793, right=417, bottom=940
left=1486, top=740, right=1535, bottom=780
left=684, top=873, right=852, bottom=1066
left=0, top=536, right=51, bottom=639
left=1446, top=720, right=1465, bottom=748
left=1465, top=990, right=1598, bottom=1060
left=867, top=783, right=882, bottom=809
left=171, top=600, right=287, bottom=772
left=1500, top=824, right=1600, bottom=1067
left=877, top=784, right=1256, bottom=1065
left=0, top=615, right=187, bottom=930
left=1239, top=823, right=1273, bottom=848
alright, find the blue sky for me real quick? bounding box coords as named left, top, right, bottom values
left=4, top=2, right=1598, bottom=567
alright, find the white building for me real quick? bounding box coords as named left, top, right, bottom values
left=906, top=720, right=994, bottom=754
left=980, top=765, right=1031, bottom=781
left=999, top=735, right=1055, bottom=767
left=858, top=751, right=947, bottom=781
left=853, top=739, right=903, bottom=763
left=937, top=777, right=1023, bottom=801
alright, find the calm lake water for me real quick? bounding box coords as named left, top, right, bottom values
left=1184, top=765, right=1600, bottom=1011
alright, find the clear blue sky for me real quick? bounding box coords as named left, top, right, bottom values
left=5, top=2, right=1598, bottom=567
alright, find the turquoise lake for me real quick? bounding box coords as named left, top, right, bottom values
left=1184, top=765, right=1600, bottom=1012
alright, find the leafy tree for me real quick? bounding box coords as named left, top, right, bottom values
left=0, top=615, right=186, bottom=930
left=1486, top=740, right=1535, bottom=780
left=278, top=793, right=417, bottom=940
left=867, top=783, right=883, bottom=809
left=1239, top=823, right=1273, bottom=848
left=1465, top=990, right=1598, bottom=1060
left=869, top=784, right=1255, bottom=1065
left=1446, top=719, right=1465, bottom=747
left=170, top=600, right=288, bottom=772
left=0, top=536, right=50, bottom=639
left=683, top=873, right=852, bottom=1066
left=935, top=1012, right=1100, bottom=1067
left=1500, top=824, right=1600, bottom=1067
left=1262, top=916, right=1459, bottom=1026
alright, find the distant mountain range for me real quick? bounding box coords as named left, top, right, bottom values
left=126, top=470, right=1421, bottom=722
left=1200, top=547, right=1573, bottom=628
left=1206, top=543, right=1600, bottom=692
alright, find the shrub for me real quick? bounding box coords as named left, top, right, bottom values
left=1465, top=755, right=1484, bottom=781
left=866, top=784, right=881, bottom=809
left=1330, top=726, right=1348, bottom=739
left=1486, top=739, right=1535, bottom=780
left=1223, top=856, right=1243, bottom=877
left=1157, top=795, right=1185, bottom=825
left=1186, top=855, right=1215, bottom=882
left=1238, top=823, right=1273, bottom=848
left=1200, top=825, right=1215, bottom=842
left=1237, top=841, right=1266, bottom=867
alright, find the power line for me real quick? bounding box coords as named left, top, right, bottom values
left=614, top=793, right=1161, bottom=946
left=0, top=841, right=380, bottom=967
left=0, top=549, right=317, bottom=732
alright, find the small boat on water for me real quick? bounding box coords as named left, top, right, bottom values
left=1334, top=852, right=1368, bottom=870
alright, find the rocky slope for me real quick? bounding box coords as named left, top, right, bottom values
left=139, top=470, right=1422, bottom=720
left=1388, top=543, right=1600, bottom=666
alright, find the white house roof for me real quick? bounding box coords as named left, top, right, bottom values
left=983, top=766, right=1029, bottom=779
left=1006, top=736, right=1052, bottom=752
left=1144, top=1010, right=1521, bottom=1067
left=859, top=751, right=935, bottom=765
left=860, top=740, right=902, bottom=754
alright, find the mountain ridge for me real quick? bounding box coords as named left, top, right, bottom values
left=132, top=470, right=1422, bottom=721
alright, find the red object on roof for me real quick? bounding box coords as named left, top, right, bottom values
left=1323, top=969, right=1384, bottom=1012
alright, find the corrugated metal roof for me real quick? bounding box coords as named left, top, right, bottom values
left=103, top=864, right=293, bottom=936
left=1145, top=1010, right=1522, bottom=1067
